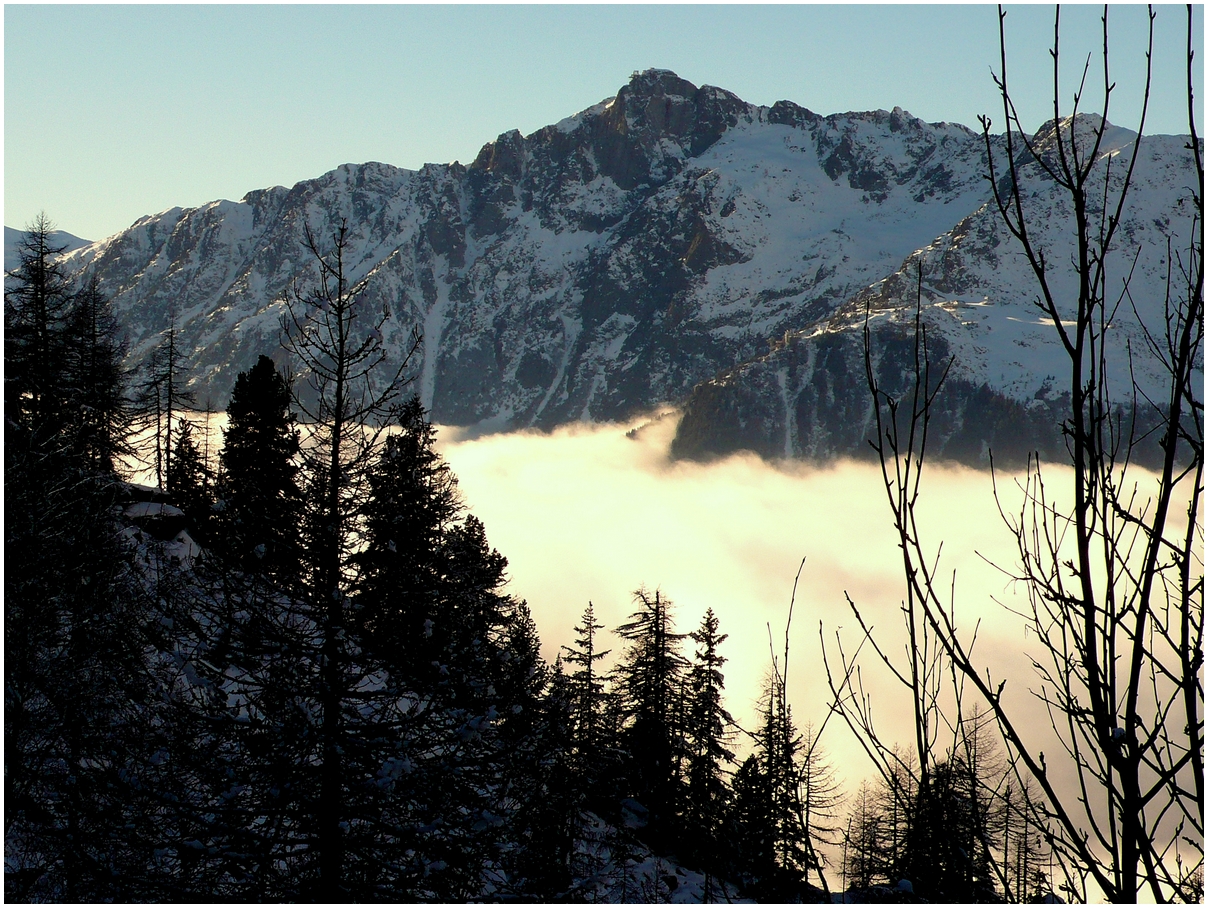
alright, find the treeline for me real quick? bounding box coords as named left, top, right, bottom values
left=7, top=216, right=1054, bottom=903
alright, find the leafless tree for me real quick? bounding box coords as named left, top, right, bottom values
left=827, top=5, right=1202, bottom=902
left=280, top=217, right=420, bottom=900
left=135, top=316, right=193, bottom=489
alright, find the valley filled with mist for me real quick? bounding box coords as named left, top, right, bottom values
left=438, top=411, right=1033, bottom=764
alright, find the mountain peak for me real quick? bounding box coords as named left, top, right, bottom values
left=624, top=67, right=697, bottom=99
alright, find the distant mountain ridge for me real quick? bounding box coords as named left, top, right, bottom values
left=5, top=225, right=92, bottom=273
left=15, top=69, right=1201, bottom=464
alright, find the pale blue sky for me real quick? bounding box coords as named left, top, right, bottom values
left=5, top=4, right=1202, bottom=242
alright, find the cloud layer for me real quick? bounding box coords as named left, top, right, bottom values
left=437, top=413, right=1050, bottom=785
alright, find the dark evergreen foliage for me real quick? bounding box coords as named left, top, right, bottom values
left=166, top=418, right=212, bottom=542
left=5, top=210, right=1054, bottom=903
left=726, top=752, right=777, bottom=894
left=613, top=588, right=689, bottom=848
left=5, top=214, right=73, bottom=431
left=561, top=601, right=612, bottom=783
left=214, top=354, right=301, bottom=579
left=682, top=608, right=735, bottom=875
left=500, top=657, right=579, bottom=899
left=725, top=675, right=829, bottom=901
left=5, top=227, right=162, bottom=900
left=61, top=275, right=131, bottom=471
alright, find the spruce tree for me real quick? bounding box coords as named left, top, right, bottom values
left=215, top=354, right=302, bottom=579
left=354, top=395, right=466, bottom=687
left=727, top=674, right=826, bottom=900
left=899, top=714, right=1003, bottom=902
left=503, top=657, right=578, bottom=899
left=352, top=396, right=550, bottom=900
left=682, top=608, right=735, bottom=876
left=4, top=213, right=72, bottom=431
left=726, top=753, right=775, bottom=893
left=562, top=601, right=611, bottom=776
left=166, top=418, right=212, bottom=541
left=613, top=588, right=688, bottom=846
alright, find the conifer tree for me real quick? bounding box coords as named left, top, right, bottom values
left=682, top=608, right=735, bottom=876
left=5, top=457, right=162, bottom=900
left=726, top=753, right=775, bottom=893
left=62, top=276, right=131, bottom=472
left=166, top=417, right=212, bottom=541
left=728, top=673, right=828, bottom=900
left=613, top=588, right=688, bottom=845
left=279, top=217, right=420, bottom=900
left=136, top=319, right=194, bottom=489
left=504, top=657, right=578, bottom=899
left=561, top=601, right=611, bottom=772
left=5, top=213, right=72, bottom=431
left=899, top=714, right=1003, bottom=902
left=1000, top=777, right=1051, bottom=902
left=869, top=752, right=917, bottom=886
left=355, top=396, right=551, bottom=887
left=841, top=781, right=882, bottom=892
left=760, top=677, right=810, bottom=897
left=355, top=396, right=470, bottom=689
left=5, top=229, right=162, bottom=899
left=215, top=354, right=302, bottom=579
left=798, top=724, right=842, bottom=884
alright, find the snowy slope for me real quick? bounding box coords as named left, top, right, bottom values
left=674, top=115, right=1202, bottom=464
left=46, top=69, right=1200, bottom=462
left=5, top=225, right=93, bottom=273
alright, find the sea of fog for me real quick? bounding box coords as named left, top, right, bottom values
left=435, top=411, right=1064, bottom=789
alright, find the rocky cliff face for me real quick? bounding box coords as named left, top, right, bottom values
left=48, top=70, right=1200, bottom=464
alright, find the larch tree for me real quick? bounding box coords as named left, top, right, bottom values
left=279, top=216, right=420, bottom=900
left=136, top=318, right=194, bottom=490
left=827, top=7, right=1202, bottom=900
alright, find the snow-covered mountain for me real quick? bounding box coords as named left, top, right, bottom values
left=5, top=225, right=92, bottom=272
left=673, top=115, right=1202, bottom=465
left=32, top=69, right=1202, bottom=463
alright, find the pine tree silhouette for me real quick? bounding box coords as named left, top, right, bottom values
left=683, top=607, right=735, bottom=877
left=614, top=588, right=688, bottom=848
left=167, top=418, right=212, bottom=542
left=215, top=355, right=301, bottom=580
left=561, top=601, right=611, bottom=774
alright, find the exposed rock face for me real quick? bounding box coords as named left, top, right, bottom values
left=44, top=70, right=1200, bottom=465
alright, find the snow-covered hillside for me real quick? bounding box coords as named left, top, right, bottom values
left=674, top=116, right=1203, bottom=464
left=5, top=225, right=92, bottom=273
left=26, top=69, right=1201, bottom=462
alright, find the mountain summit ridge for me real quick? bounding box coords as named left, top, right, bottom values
left=18, top=68, right=1198, bottom=463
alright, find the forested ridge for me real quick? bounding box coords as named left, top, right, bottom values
left=5, top=215, right=1071, bottom=903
